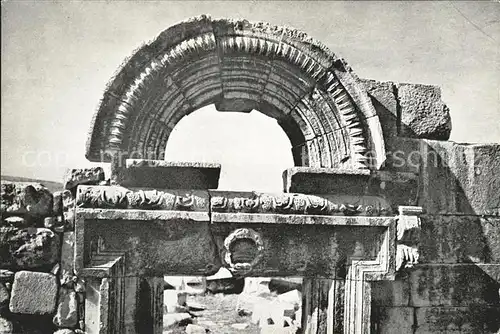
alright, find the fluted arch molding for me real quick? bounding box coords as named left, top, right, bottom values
left=86, top=15, right=386, bottom=170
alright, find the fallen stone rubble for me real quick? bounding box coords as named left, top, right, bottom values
left=0, top=169, right=104, bottom=334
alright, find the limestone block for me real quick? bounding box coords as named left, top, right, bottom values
left=397, top=83, right=451, bottom=140
left=9, top=271, right=58, bottom=315
left=371, top=307, right=414, bottom=333
left=162, top=312, right=192, bottom=328
left=419, top=215, right=500, bottom=263
left=0, top=283, right=9, bottom=313
left=408, top=264, right=499, bottom=307
left=415, top=306, right=500, bottom=333
left=118, top=160, right=221, bottom=189
left=371, top=279, right=410, bottom=307
left=63, top=167, right=105, bottom=191
left=185, top=324, right=206, bottom=334
left=54, top=329, right=75, bottom=334
left=52, top=191, right=63, bottom=216
left=53, top=288, right=78, bottom=328
left=59, top=232, right=75, bottom=287
left=0, top=227, right=60, bottom=269
left=359, top=79, right=398, bottom=137
left=1, top=182, right=53, bottom=218
left=0, top=317, right=13, bottom=333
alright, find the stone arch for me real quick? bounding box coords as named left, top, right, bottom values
left=86, top=15, right=386, bottom=169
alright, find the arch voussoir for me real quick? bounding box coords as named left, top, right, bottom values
left=86, top=15, right=386, bottom=170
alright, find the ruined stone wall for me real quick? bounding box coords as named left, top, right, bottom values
left=365, top=80, right=500, bottom=333
left=1, top=168, right=105, bottom=334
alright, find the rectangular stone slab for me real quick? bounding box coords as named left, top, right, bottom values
left=211, top=213, right=394, bottom=277
left=75, top=209, right=221, bottom=277
left=118, top=160, right=221, bottom=189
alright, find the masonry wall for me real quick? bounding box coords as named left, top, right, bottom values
left=369, top=106, right=500, bottom=331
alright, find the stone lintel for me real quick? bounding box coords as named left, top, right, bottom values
left=282, top=167, right=419, bottom=207
left=117, top=159, right=221, bottom=189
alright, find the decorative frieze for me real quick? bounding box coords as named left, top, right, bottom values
left=76, top=186, right=208, bottom=211
left=211, top=192, right=392, bottom=216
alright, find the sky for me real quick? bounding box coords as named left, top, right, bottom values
left=2, top=1, right=499, bottom=192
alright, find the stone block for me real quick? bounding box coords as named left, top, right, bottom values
left=0, top=317, right=13, bottom=333
left=63, top=167, right=105, bottom=192
left=0, top=283, right=9, bottom=313
left=59, top=232, right=75, bottom=287
left=118, top=160, right=221, bottom=189
left=408, top=264, right=499, bottom=307
left=1, top=182, right=53, bottom=218
left=54, top=329, right=75, bottom=334
left=53, top=288, right=78, bottom=328
left=359, top=79, right=398, bottom=138
left=52, top=191, right=63, bottom=216
left=0, top=227, right=60, bottom=270
left=9, top=271, right=58, bottom=315
left=371, top=307, right=414, bottom=333
left=397, top=83, right=451, bottom=140
left=415, top=306, right=500, bottom=333
left=419, top=215, right=500, bottom=264
left=185, top=324, right=207, bottom=334
left=163, top=312, right=192, bottom=328
left=371, top=279, right=410, bottom=307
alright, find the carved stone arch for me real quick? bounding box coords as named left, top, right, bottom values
left=86, top=15, right=386, bottom=169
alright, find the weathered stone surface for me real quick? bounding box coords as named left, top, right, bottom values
left=163, top=312, right=192, bottom=328
left=371, top=307, right=414, bottom=333
left=185, top=324, right=207, bottom=334
left=75, top=209, right=220, bottom=277
left=59, top=232, right=75, bottom=287
left=76, top=186, right=209, bottom=211
left=408, top=264, right=500, bottom=307
left=52, top=191, right=63, bottom=216
left=53, top=288, right=78, bottom=328
left=0, top=182, right=53, bottom=218
left=0, top=227, right=60, bottom=269
left=282, top=167, right=418, bottom=208
left=1, top=217, right=27, bottom=228
left=397, top=83, right=451, bottom=140
left=0, top=270, right=14, bottom=282
left=415, top=306, right=500, bottom=333
left=0, top=316, right=13, bottom=333
left=117, top=160, right=221, bottom=189
left=419, top=215, right=500, bottom=263
left=385, top=139, right=500, bottom=215
left=0, top=283, right=9, bottom=314
left=371, top=279, right=410, bottom=307
left=359, top=79, right=398, bottom=138
left=9, top=271, right=58, bottom=315
left=63, top=167, right=105, bottom=191
left=54, top=329, right=75, bottom=334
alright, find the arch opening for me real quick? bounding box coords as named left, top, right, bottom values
left=165, top=105, right=294, bottom=192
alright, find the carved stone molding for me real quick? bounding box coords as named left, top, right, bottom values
left=76, top=185, right=208, bottom=211
left=396, top=205, right=423, bottom=271
left=85, top=16, right=386, bottom=170
left=210, top=192, right=392, bottom=216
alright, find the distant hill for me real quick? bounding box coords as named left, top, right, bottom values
left=1, top=175, right=63, bottom=193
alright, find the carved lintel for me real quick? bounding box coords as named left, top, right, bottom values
left=75, top=185, right=207, bottom=211
left=396, top=206, right=423, bottom=271
left=210, top=192, right=392, bottom=217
